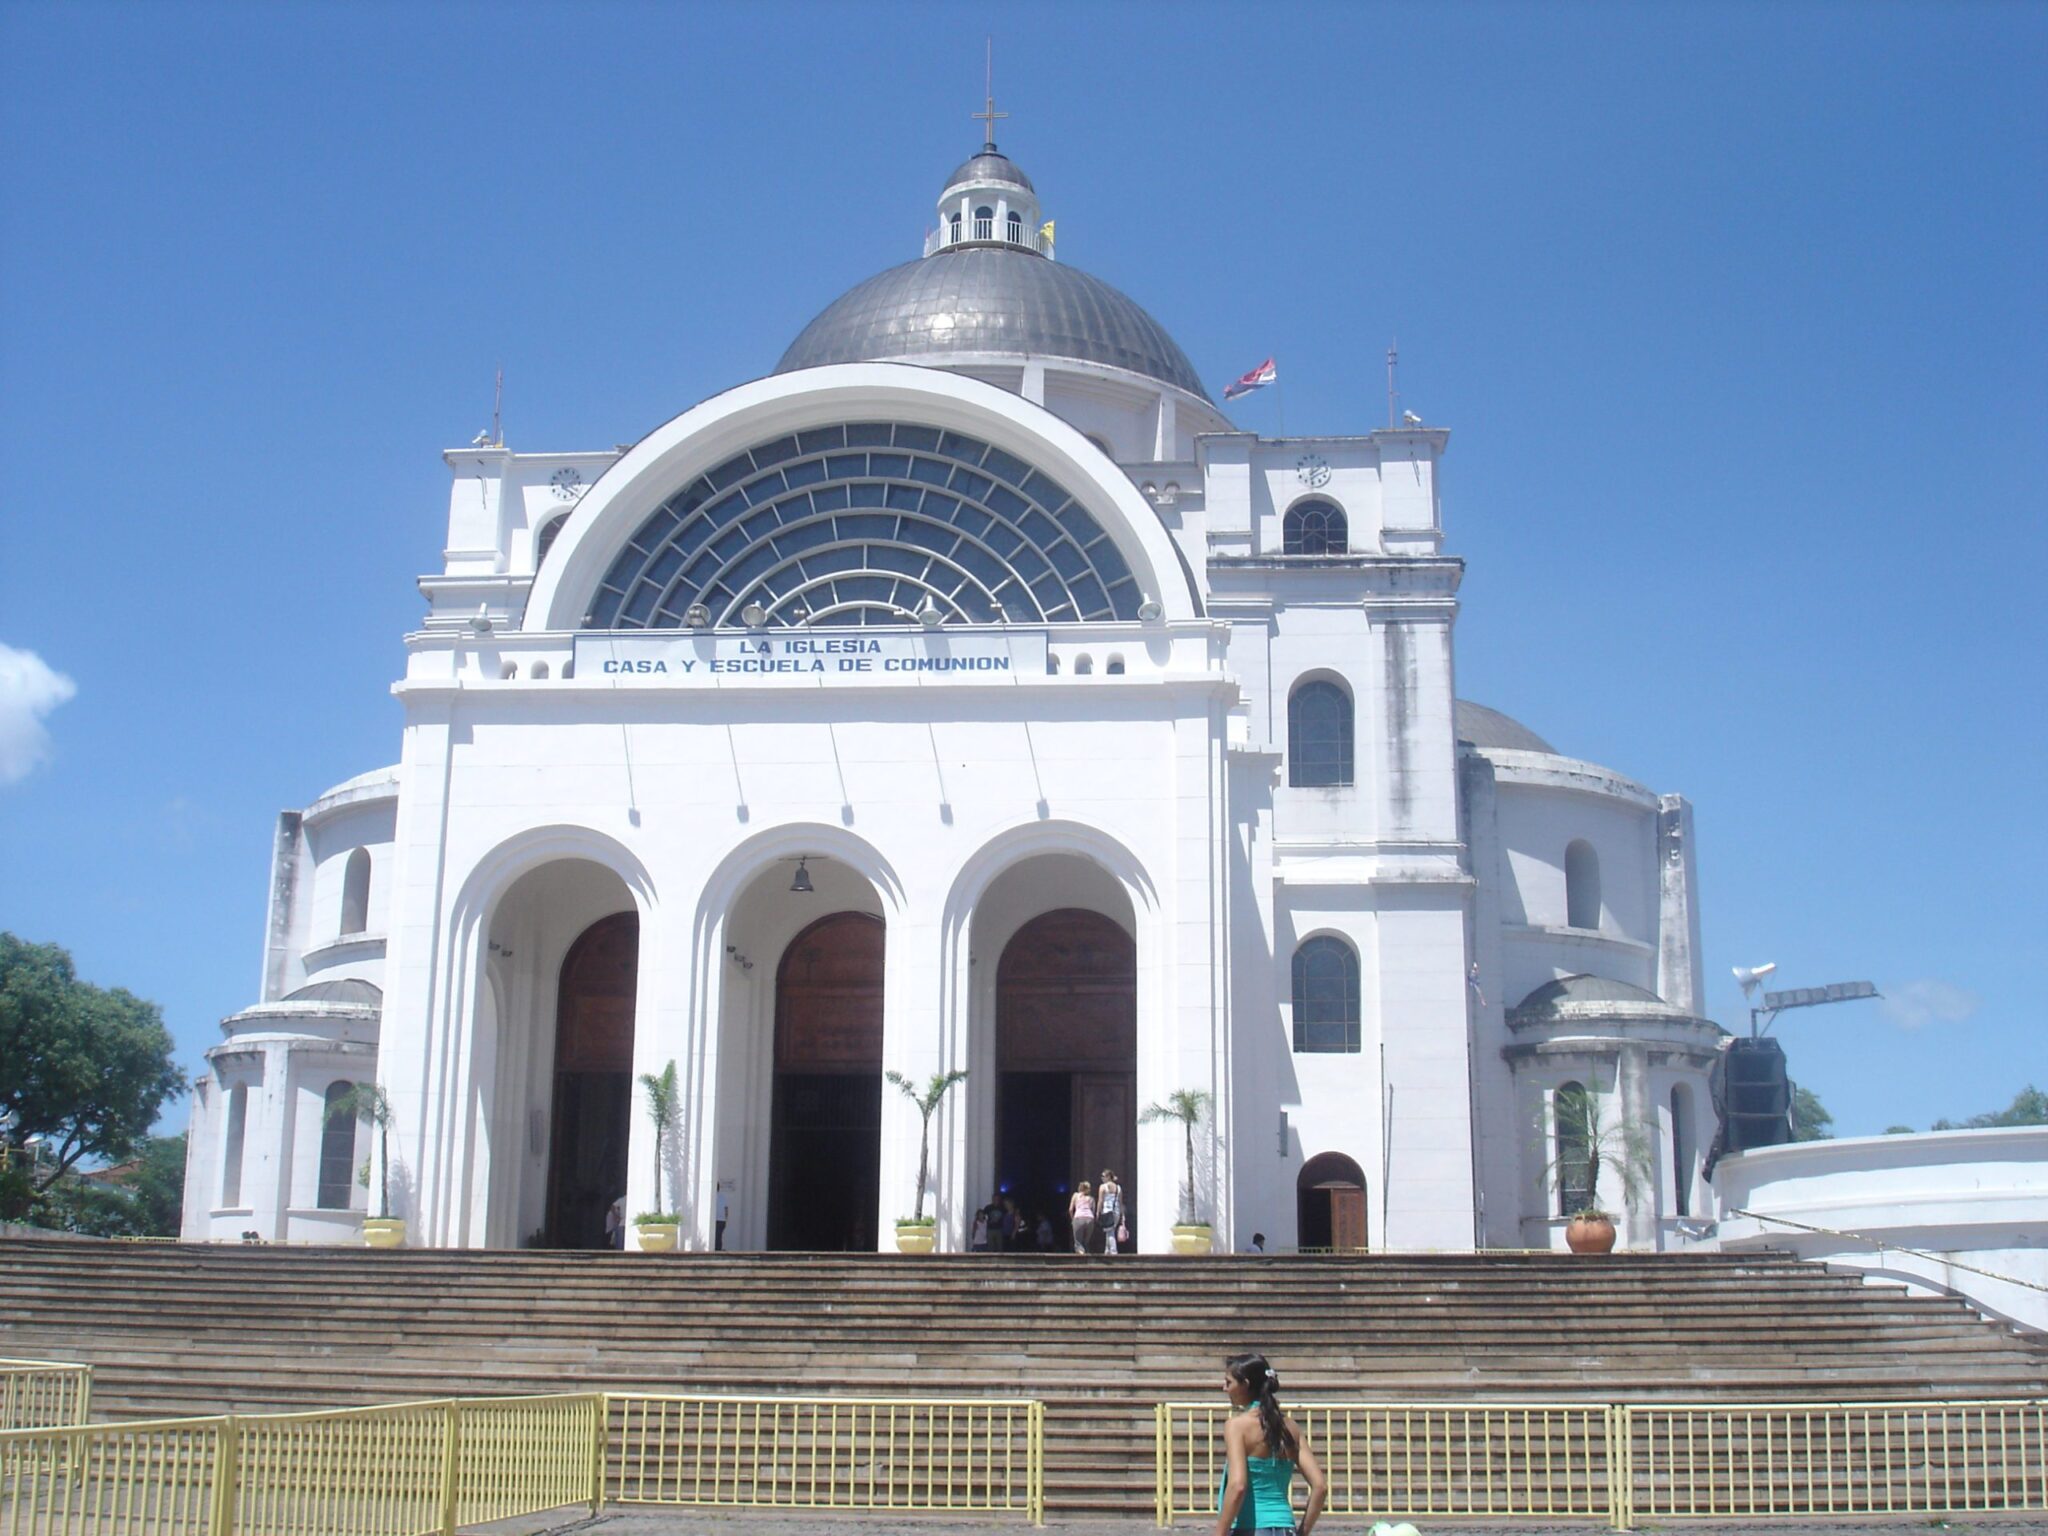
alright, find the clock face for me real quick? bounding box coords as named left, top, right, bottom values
left=550, top=467, right=584, bottom=501
left=1295, top=453, right=1331, bottom=489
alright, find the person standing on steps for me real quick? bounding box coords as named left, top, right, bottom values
left=1068, top=1179, right=1098, bottom=1254
left=1212, top=1352, right=1326, bottom=1536
left=714, top=1183, right=731, bottom=1251
left=1098, top=1168, right=1127, bottom=1255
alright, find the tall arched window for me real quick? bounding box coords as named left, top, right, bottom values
left=1292, top=936, right=1361, bottom=1052
left=317, top=1081, right=356, bottom=1210
left=1288, top=680, right=1353, bottom=787
left=1554, top=1081, right=1594, bottom=1216
left=1283, top=499, right=1347, bottom=555
left=339, top=848, right=371, bottom=937
left=1006, top=209, right=1022, bottom=244
left=221, top=1084, right=249, bottom=1208
left=1670, top=1084, right=1693, bottom=1218
left=974, top=205, right=994, bottom=239
left=948, top=211, right=962, bottom=243
left=1565, top=840, right=1601, bottom=929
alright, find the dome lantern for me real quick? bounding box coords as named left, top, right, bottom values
left=925, top=93, right=1048, bottom=258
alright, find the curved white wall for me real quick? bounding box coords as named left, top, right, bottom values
left=1711, top=1128, right=2048, bottom=1333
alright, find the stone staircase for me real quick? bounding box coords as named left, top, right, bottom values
left=2, top=1239, right=2042, bottom=1519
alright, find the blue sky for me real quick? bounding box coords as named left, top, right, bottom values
left=2, top=1, right=2042, bottom=1140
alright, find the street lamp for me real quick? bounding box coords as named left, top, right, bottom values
left=1733, top=963, right=1879, bottom=1037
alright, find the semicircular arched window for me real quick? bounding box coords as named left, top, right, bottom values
left=584, top=423, right=1143, bottom=629
left=1292, top=935, right=1361, bottom=1052
left=1288, top=679, right=1354, bottom=787
left=1283, top=499, right=1347, bottom=555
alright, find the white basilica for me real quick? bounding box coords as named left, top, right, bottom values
left=181, top=133, right=1721, bottom=1255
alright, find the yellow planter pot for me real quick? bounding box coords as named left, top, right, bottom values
left=1170, top=1224, right=1214, bottom=1255
left=362, top=1218, right=406, bottom=1249
left=636, top=1222, right=680, bottom=1252
left=895, top=1225, right=936, bottom=1254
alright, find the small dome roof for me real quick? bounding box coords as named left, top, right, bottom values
left=778, top=246, right=1211, bottom=401
left=1516, top=974, right=1664, bottom=1011
left=1455, top=700, right=1558, bottom=755
left=944, top=149, right=1033, bottom=194
left=283, top=977, right=384, bottom=1009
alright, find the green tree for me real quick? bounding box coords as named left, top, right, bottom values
left=324, top=1084, right=395, bottom=1218
left=638, top=1060, right=680, bottom=1216
left=33, top=1133, right=186, bottom=1237
left=884, top=1068, right=969, bottom=1223
left=1933, top=1085, right=2047, bottom=1131
left=0, top=934, right=185, bottom=1207
left=1883, top=1124, right=1916, bottom=1135
left=1791, top=1084, right=1834, bottom=1142
left=1140, top=1088, right=1213, bottom=1224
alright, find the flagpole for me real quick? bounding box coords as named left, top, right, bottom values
left=1274, top=358, right=1285, bottom=437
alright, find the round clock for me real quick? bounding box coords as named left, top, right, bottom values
left=1295, top=453, right=1331, bottom=489
left=550, top=467, right=584, bottom=501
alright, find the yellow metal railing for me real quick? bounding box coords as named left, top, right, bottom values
left=608, top=1393, right=1044, bottom=1525
left=0, top=1394, right=604, bottom=1536
left=0, top=1362, right=90, bottom=1434
left=1156, top=1397, right=2048, bottom=1529
left=1155, top=1399, right=1621, bottom=1527
left=1620, top=1398, right=2048, bottom=1524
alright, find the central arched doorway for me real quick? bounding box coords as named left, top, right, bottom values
left=546, top=911, right=637, bottom=1249
left=768, top=910, right=883, bottom=1250
left=996, top=908, right=1137, bottom=1249
left=1296, top=1151, right=1368, bottom=1252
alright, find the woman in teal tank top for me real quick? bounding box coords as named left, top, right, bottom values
left=1211, top=1352, right=1327, bottom=1536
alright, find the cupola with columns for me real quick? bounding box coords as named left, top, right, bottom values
left=923, top=96, right=1050, bottom=257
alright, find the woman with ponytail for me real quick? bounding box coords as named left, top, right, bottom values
left=1212, top=1352, right=1326, bottom=1535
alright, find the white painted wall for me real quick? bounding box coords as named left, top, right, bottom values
left=1710, top=1128, right=2048, bottom=1334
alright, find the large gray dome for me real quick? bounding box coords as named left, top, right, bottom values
left=777, top=246, right=1212, bottom=402
left=1455, top=700, right=1558, bottom=755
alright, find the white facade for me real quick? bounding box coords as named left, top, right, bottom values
left=183, top=141, right=1718, bottom=1254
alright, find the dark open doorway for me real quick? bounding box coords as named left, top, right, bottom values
left=1296, top=1151, right=1368, bottom=1252
left=995, top=909, right=1136, bottom=1250
left=768, top=910, right=883, bottom=1251
left=545, top=911, right=637, bottom=1249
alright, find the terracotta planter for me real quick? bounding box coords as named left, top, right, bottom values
left=635, top=1222, right=680, bottom=1253
left=895, top=1223, right=936, bottom=1254
left=362, top=1218, right=406, bottom=1249
left=1565, top=1213, right=1617, bottom=1254
left=1170, top=1223, right=1214, bottom=1255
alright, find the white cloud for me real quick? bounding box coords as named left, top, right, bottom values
left=1879, top=978, right=1981, bottom=1031
left=0, top=644, right=77, bottom=785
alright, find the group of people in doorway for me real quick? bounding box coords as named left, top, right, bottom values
left=969, top=1169, right=1130, bottom=1254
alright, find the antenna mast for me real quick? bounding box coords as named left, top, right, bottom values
left=491, top=367, right=503, bottom=447
left=1386, top=341, right=1398, bottom=429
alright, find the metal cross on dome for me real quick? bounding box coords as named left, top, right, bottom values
left=973, top=40, right=1007, bottom=150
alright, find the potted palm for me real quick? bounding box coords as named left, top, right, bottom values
left=1541, top=1083, right=1655, bottom=1254
left=325, top=1083, right=402, bottom=1248
left=885, top=1067, right=968, bottom=1253
left=1141, top=1087, right=1214, bottom=1254
left=634, top=1060, right=682, bottom=1252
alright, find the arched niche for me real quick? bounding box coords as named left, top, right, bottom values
left=1296, top=1151, right=1367, bottom=1251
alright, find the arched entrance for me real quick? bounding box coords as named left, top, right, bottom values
left=768, top=911, right=883, bottom=1250
left=1296, top=1151, right=1368, bottom=1252
left=545, top=911, right=637, bottom=1249
left=996, top=908, right=1136, bottom=1250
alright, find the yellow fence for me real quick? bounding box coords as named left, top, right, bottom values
left=608, top=1393, right=1043, bottom=1524
left=0, top=1394, right=603, bottom=1536
left=1156, top=1397, right=2048, bottom=1529
left=0, top=1363, right=90, bottom=1435
left=1621, top=1398, right=2048, bottom=1525
left=1155, top=1399, right=1621, bottom=1527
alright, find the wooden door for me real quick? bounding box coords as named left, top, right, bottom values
left=1329, top=1183, right=1367, bottom=1250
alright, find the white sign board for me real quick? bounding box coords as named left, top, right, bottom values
left=573, top=629, right=1048, bottom=686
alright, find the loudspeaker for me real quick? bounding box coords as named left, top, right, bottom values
left=1719, top=1037, right=1792, bottom=1152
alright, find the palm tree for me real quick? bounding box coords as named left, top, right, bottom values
left=1140, top=1087, right=1213, bottom=1224
left=884, top=1068, right=969, bottom=1223
left=1541, top=1084, right=1654, bottom=1219
left=639, top=1060, right=680, bottom=1216
left=324, top=1083, right=395, bottom=1219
